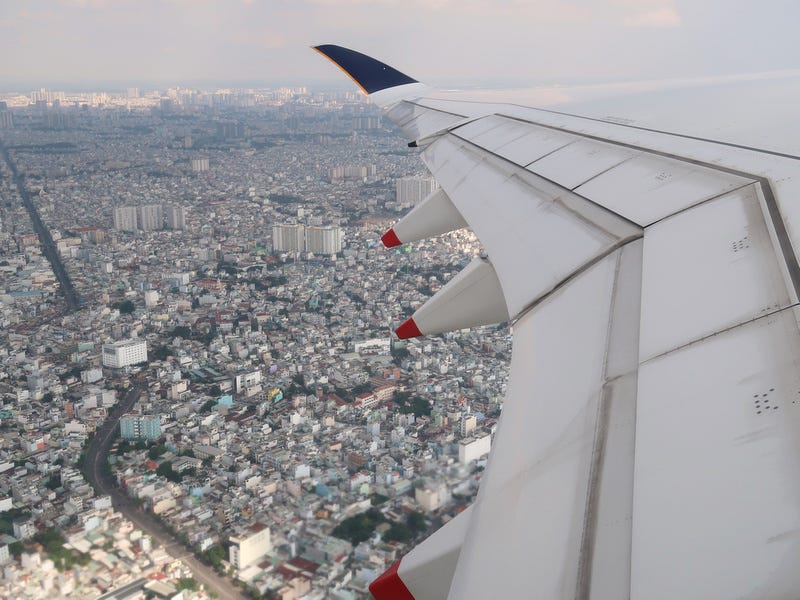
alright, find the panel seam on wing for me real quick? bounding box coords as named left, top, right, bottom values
left=510, top=234, right=643, bottom=326
left=642, top=181, right=757, bottom=228
left=453, top=114, right=800, bottom=302
left=448, top=127, right=643, bottom=233
left=417, top=97, right=800, bottom=161
left=640, top=301, right=800, bottom=365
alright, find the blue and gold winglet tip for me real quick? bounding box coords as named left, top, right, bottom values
left=312, top=44, right=418, bottom=95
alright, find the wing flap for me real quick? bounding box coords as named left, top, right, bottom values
left=448, top=248, right=640, bottom=599
left=633, top=307, right=800, bottom=600
left=639, top=183, right=793, bottom=361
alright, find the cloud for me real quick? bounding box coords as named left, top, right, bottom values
left=623, top=7, right=681, bottom=27
left=57, top=0, right=112, bottom=7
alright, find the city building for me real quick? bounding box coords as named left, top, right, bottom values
left=272, top=224, right=342, bottom=255
left=229, top=522, right=271, bottom=569
left=395, top=176, right=439, bottom=209
left=102, top=339, right=148, bottom=368
left=305, top=225, right=343, bottom=255
left=234, top=369, right=262, bottom=394
left=165, top=205, right=186, bottom=230
left=458, top=433, right=492, bottom=465
left=190, top=158, right=209, bottom=172
left=137, top=204, right=163, bottom=231
left=113, top=206, right=138, bottom=232
left=12, top=517, right=36, bottom=540
left=143, top=290, right=159, bottom=307
left=415, top=482, right=450, bottom=512
left=272, top=224, right=305, bottom=253
left=119, top=414, right=161, bottom=440
left=460, top=414, right=477, bottom=438
left=0, top=108, right=13, bottom=129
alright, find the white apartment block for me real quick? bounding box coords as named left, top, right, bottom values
left=272, top=223, right=343, bottom=255
left=102, top=339, right=148, bottom=368
left=395, top=176, right=439, bottom=208
left=272, top=224, right=305, bottom=253
left=229, top=522, right=271, bottom=569
left=305, top=225, right=343, bottom=255
left=458, top=433, right=492, bottom=465
left=113, top=206, right=138, bottom=231
left=138, top=204, right=163, bottom=231
left=166, top=205, right=186, bottom=230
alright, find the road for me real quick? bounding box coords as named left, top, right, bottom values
left=0, top=141, right=81, bottom=313
left=83, top=383, right=245, bottom=600
left=95, top=577, right=147, bottom=600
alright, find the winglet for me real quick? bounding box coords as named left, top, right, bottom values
left=312, top=44, right=418, bottom=95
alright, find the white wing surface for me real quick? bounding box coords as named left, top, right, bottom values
left=314, top=45, right=800, bottom=600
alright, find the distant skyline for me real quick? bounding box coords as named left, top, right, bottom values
left=2, top=0, right=799, bottom=90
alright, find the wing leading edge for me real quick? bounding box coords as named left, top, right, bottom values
left=314, top=45, right=800, bottom=600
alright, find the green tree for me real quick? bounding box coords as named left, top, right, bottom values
left=118, top=300, right=135, bottom=314
left=148, top=444, right=167, bottom=460
left=177, top=578, right=199, bottom=591
left=156, top=461, right=182, bottom=483
left=370, top=493, right=389, bottom=506
left=203, top=544, right=227, bottom=570
left=172, top=326, right=192, bottom=339
left=331, top=509, right=386, bottom=545
left=383, top=522, right=412, bottom=543
left=407, top=511, right=426, bottom=533
left=411, top=397, right=431, bottom=417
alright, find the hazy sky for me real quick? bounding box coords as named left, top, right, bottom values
left=2, top=0, right=799, bottom=89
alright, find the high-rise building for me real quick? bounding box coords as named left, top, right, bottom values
left=460, top=413, right=477, bottom=438
left=119, top=414, right=161, bottom=440
left=234, top=369, right=263, bottom=393
left=138, top=204, right=163, bottom=231
left=0, top=108, right=12, bottom=130
left=396, top=176, right=439, bottom=208
left=113, top=206, right=138, bottom=232
left=102, top=339, right=148, bottom=368
left=272, top=224, right=305, bottom=253
left=166, top=205, right=186, bottom=230
left=12, top=517, right=35, bottom=540
left=190, top=158, right=209, bottom=172
left=305, top=226, right=343, bottom=255
left=272, top=224, right=343, bottom=256
left=458, top=433, right=492, bottom=465
left=229, top=522, right=271, bottom=569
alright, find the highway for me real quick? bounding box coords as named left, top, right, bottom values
left=95, top=577, right=147, bottom=600
left=0, top=141, right=81, bottom=313
left=83, top=383, right=245, bottom=600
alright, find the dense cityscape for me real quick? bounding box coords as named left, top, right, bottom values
left=0, top=85, right=510, bottom=599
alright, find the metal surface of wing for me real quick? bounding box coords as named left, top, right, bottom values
left=314, top=45, right=800, bottom=600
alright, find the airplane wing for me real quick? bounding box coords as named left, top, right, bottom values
left=314, top=45, right=800, bottom=600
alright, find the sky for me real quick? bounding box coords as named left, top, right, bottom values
left=1, top=0, right=799, bottom=90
